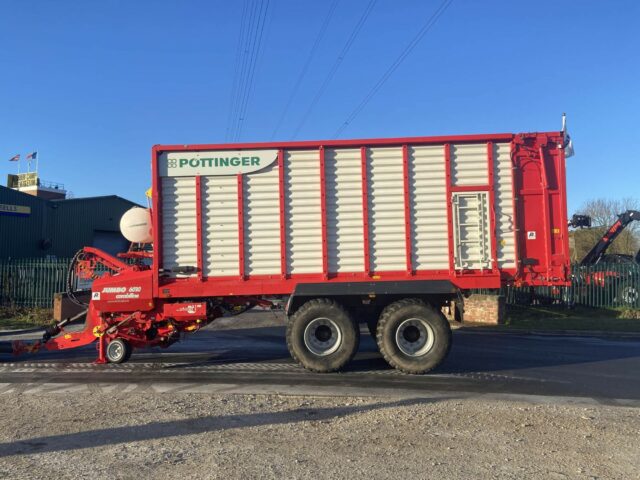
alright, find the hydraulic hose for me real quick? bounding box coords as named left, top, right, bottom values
left=67, top=249, right=90, bottom=307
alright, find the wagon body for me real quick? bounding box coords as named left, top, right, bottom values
left=151, top=131, right=571, bottom=299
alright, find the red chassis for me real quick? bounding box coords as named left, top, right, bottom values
left=12, top=247, right=266, bottom=363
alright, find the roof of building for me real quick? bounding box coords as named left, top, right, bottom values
left=0, top=185, right=141, bottom=207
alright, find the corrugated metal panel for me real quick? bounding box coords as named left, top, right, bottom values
left=284, top=149, right=322, bottom=274
left=325, top=148, right=364, bottom=273
left=367, top=147, right=405, bottom=272
left=243, top=163, right=281, bottom=275
left=0, top=186, right=137, bottom=259
left=408, top=145, right=449, bottom=270
left=451, top=143, right=488, bottom=186
left=202, top=176, right=239, bottom=277
left=0, top=186, right=47, bottom=258
left=494, top=142, right=517, bottom=268
left=161, top=176, right=197, bottom=277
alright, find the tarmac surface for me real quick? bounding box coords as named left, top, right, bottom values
left=1, top=312, right=640, bottom=405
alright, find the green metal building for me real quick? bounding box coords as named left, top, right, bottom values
left=0, top=185, right=140, bottom=259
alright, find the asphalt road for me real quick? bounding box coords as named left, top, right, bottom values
left=1, top=315, right=639, bottom=405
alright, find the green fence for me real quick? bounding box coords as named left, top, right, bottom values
left=0, top=258, right=73, bottom=308
left=0, top=257, right=638, bottom=310
left=505, top=263, right=640, bottom=309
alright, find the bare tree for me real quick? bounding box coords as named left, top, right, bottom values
left=571, top=197, right=640, bottom=262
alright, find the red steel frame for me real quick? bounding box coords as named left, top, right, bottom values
left=444, top=143, right=455, bottom=274
left=237, top=174, right=245, bottom=280
left=486, top=142, right=499, bottom=272
left=195, top=176, right=203, bottom=280
left=360, top=147, right=371, bottom=276
left=402, top=144, right=413, bottom=275
left=319, top=146, right=328, bottom=279
left=150, top=131, right=570, bottom=298
left=278, top=149, right=287, bottom=279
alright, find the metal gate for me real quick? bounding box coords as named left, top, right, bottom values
left=452, top=192, right=492, bottom=270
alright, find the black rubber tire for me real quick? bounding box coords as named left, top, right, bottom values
left=286, top=298, right=359, bottom=373
left=105, top=338, right=132, bottom=364
left=376, top=298, right=451, bottom=374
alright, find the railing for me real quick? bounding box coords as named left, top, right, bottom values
left=0, top=258, right=638, bottom=310
left=0, top=258, right=73, bottom=308
left=476, top=263, right=640, bottom=309
left=0, top=257, right=120, bottom=308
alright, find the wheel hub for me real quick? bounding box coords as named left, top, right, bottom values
left=107, top=342, right=123, bottom=360
left=304, top=318, right=342, bottom=356
left=395, top=318, right=435, bottom=357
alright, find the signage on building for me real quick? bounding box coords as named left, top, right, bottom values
left=0, top=203, right=31, bottom=217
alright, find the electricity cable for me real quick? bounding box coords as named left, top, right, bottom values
left=333, top=0, right=453, bottom=138
left=270, top=0, right=339, bottom=140
left=292, top=0, right=376, bottom=139
left=234, top=0, right=271, bottom=141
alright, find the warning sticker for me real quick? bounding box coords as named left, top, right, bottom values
left=92, top=292, right=101, bottom=300
left=527, top=231, right=537, bottom=240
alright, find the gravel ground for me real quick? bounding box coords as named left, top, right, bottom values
left=0, top=393, right=638, bottom=479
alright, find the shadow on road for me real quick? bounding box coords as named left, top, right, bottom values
left=0, top=396, right=450, bottom=457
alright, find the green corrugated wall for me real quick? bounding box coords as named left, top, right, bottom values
left=0, top=186, right=139, bottom=259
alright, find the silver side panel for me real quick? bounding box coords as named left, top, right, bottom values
left=451, top=143, right=489, bottom=186
left=161, top=176, right=197, bottom=277
left=493, top=143, right=517, bottom=268
left=325, top=148, right=365, bottom=273
left=202, top=176, right=239, bottom=277
left=284, top=149, right=322, bottom=274
left=366, top=147, right=406, bottom=272
left=243, top=162, right=281, bottom=275
left=409, top=145, right=449, bottom=270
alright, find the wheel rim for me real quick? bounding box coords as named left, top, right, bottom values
left=395, top=318, right=435, bottom=357
left=303, top=317, right=342, bottom=356
left=107, top=341, right=124, bottom=361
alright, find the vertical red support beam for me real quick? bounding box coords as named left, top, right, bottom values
left=237, top=174, right=245, bottom=280
left=319, top=146, right=328, bottom=279
left=278, top=149, right=287, bottom=279
left=486, top=142, right=498, bottom=272
left=195, top=175, right=203, bottom=280
left=538, top=146, right=552, bottom=275
left=556, top=143, right=571, bottom=278
left=444, top=143, right=455, bottom=273
left=402, top=144, right=413, bottom=275
left=510, top=139, right=521, bottom=280
left=360, top=147, right=371, bottom=276
left=151, top=146, right=162, bottom=297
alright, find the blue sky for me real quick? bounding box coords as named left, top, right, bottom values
left=1, top=0, right=638, bottom=212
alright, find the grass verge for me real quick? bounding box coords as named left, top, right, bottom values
left=0, top=306, right=54, bottom=330
left=466, top=304, right=640, bottom=333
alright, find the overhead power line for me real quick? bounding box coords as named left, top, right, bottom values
left=225, top=0, right=271, bottom=142
left=291, top=0, right=376, bottom=139
left=333, top=0, right=453, bottom=138
left=225, top=0, right=251, bottom=142
left=233, top=0, right=270, bottom=141
left=270, top=0, right=339, bottom=140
